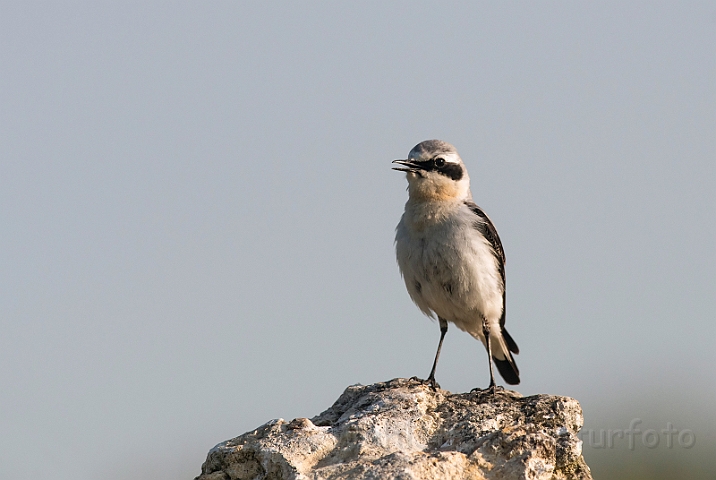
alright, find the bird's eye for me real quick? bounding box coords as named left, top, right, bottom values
left=435, top=158, right=446, bottom=167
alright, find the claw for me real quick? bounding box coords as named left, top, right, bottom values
left=487, top=384, right=504, bottom=396
left=470, top=384, right=504, bottom=396
left=427, top=377, right=441, bottom=391
left=409, top=376, right=441, bottom=391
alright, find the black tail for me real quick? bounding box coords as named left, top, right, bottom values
left=494, top=355, right=520, bottom=385
left=503, top=328, right=519, bottom=354
left=495, top=327, right=520, bottom=384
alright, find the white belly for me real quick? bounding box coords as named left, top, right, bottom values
left=396, top=207, right=504, bottom=338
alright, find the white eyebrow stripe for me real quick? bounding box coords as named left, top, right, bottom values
left=439, top=152, right=461, bottom=164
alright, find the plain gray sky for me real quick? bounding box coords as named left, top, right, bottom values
left=1, top=2, right=714, bottom=479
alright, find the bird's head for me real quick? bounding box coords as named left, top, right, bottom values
left=392, top=140, right=471, bottom=202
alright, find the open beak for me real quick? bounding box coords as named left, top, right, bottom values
left=392, top=159, right=420, bottom=173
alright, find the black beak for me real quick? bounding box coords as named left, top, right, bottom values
left=391, top=159, right=420, bottom=173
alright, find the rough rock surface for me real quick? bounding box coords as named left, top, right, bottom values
left=196, top=378, right=592, bottom=480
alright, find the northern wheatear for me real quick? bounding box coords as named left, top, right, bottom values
left=393, top=140, right=519, bottom=390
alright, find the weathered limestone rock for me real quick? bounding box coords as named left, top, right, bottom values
left=196, top=378, right=592, bottom=480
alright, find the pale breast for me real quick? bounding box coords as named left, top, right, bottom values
left=396, top=205, right=504, bottom=331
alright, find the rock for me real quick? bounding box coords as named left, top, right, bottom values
left=196, top=378, right=592, bottom=480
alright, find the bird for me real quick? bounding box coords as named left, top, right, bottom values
left=393, top=139, right=519, bottom=390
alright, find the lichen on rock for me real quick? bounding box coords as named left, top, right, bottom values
left=196, top=378, right=592, bottom=480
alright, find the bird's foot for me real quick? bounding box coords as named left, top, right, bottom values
left=428, top=376, right=441, bottom=391
left=487, top=383, right=504, bottom=396
left=410, top=375, right=440, bottom=391
left=470, top=384, right=504, bottom=396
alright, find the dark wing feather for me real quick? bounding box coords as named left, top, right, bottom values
left=464, top=201, right=518, bottom=349
left=464, top=200, right=505, bottom=281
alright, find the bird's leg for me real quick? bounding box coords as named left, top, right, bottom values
left=482, top=317, right=498, bottom=394
left=426, top=318, right=448, bottom=390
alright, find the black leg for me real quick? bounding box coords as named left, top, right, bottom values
left=482, top=317, right=497, bottom=392
left=426, top=318, right=448, bottom=390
